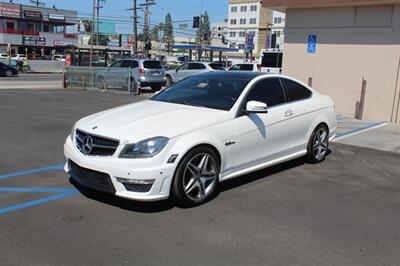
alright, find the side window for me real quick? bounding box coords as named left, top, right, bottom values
left=240, top=64, right=254, bottom=71
left=178, top=64, right=189, bottom=71
left=229, top=64, right=241, bottom=71
left=111, top=61, right=123, bottom=68
left=127, top=60, right=138, bottom=68
left=245, top=78, right=286, bottom=107
left=189, top=63, right=206, bottom=70
left=281, top=78, right=312, bottom=102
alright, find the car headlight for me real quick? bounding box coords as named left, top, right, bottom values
left=119, top=137, right=169, bottom=158
left=70, top=125, right=76, bottom=141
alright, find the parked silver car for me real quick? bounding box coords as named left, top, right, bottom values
left=96, top=58, right=166, bottom=93
left=165, top=62, right=225, bottom=86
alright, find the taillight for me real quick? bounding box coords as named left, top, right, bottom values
left=138, top=68, right=145, bottom=76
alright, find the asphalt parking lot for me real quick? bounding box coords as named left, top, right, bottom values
left=1, top=89, right=399, bottom=265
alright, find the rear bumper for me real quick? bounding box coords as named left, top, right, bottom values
left=140, top=81, right=166, bottom=87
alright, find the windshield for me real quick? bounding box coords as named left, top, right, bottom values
left=150, top=75, right=253, bottom=111
left=209, top=63, right=225, bottom=71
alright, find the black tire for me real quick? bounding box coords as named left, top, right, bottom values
left=130, top=78, right=140, bottom=95
left=97, top=76, right=107, bottom=90
left=171, top=146, right=220, bottom=207
left=5, top=70, right=12, bottom=77
left=166, top=75, right=173, bottom=87
left=306, top=124, right=329, bottom=163
left=151, top=86, right=162, bottom=93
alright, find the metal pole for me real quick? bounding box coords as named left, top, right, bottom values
left=96, top=0, right=100, bottom=46
left=358, top=78, right=367, bottom=120
left=133, top=0, right=138, bottom=56
left=89, top=0, right=95, bottom=67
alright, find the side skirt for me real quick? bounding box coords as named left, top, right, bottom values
left=219, top=150, right=307, bottom=182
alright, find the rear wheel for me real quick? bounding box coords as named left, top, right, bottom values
left=172, top=146, right=219, bottom=207
left=306, top=124, right=329, bottom=163
left=5, top=70, right=12, bottom=77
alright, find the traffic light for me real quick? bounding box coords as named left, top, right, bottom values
left=193, top=16, right=200, bottom=28
left=145, top=41, right=152, bottom=51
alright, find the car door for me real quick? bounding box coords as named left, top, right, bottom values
left=188, top=63, right=207, bottom=76
left=103, top=60, right=124, bottom=87
left=229, top=77, right=298, bottom=173
left=175, top=63, right=189, bottom=82
left=280, top=78, right=314, bottom=150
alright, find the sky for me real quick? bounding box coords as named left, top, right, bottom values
left=14, top=0, right=229, bottom=35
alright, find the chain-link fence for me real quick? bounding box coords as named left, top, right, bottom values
left=64, top=66, right=139, bottom=94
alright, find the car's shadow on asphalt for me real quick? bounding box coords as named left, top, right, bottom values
left=70, top=178, right=175, bottom=213
left=70, top=151, right=332, bottom=213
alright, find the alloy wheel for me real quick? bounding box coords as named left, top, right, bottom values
left=313, top=128, right=328, bottom=161
left=183, top=153, right=218, bottom=201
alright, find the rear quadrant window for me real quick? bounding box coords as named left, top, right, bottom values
left=281, top=78, right=312, bottom=102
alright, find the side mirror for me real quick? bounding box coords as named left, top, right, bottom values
left=245, top=101, right=268, bottom=114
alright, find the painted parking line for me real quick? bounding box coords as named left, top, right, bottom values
left=0, top=164, right=64, bottom=180
left=0, top=164, right=78, bottom=215
left=0, top=190, right=78, bottom=215
left=333, top=122, right=387, bottom=142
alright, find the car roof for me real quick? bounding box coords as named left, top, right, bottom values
left=119, top=58, right=160, bottom=62
left=195, top=71, right=265, bottom=79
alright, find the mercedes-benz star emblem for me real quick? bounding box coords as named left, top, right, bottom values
left=82, top=135, right=94, bottom=154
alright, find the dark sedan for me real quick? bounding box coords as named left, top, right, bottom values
left=0, top=61, right=18, bottom=77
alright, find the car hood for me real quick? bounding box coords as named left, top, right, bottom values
left=76, top=100, right=230, bottom=143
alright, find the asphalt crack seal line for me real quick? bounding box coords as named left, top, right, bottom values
left=0, top=164, right=79, bottom=215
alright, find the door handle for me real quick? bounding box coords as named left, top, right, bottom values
left=284, top=109, right=294, bottom=117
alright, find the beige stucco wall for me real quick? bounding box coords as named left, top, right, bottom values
left=283, top=4, right=400, bottom=122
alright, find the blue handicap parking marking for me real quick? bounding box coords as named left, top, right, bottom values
left=0, top=164, right=78, bottom=215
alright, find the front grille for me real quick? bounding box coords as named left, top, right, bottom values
left=75, top=129, right=119, bottom=156
left=69, top=160, right=115, bottom=193
left=122, top=183, right=153, bottom=193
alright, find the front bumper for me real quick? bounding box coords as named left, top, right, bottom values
left=63, top=137, right=177, bottom=201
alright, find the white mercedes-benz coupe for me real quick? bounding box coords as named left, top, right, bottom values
left=64, top=72, right=337, bottom=206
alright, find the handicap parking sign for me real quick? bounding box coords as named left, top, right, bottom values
left=307, top=35, right=317, bottom=54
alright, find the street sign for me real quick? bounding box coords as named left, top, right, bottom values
left=179, top=23, right=188, bottom=29
left=307, top=35, right=317, bottom=54
left=246, top=32, right=254, bottom=52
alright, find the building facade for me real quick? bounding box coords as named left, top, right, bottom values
left=211, top=20, right=228, bottom=46
left=227, top=0, right=285, bottom=56
left=0, top=2, right=77, bottom=58
left=263, top=0, right=400, bottom=123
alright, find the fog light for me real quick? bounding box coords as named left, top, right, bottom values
left=116, top=178, right=154, bottom=193
left=116, top=177, right=155, bottom=185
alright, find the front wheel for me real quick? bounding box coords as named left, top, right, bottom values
left=5, top=70, right=12, bottom=77
left=97, top=76, right=107, bottom=90
left=130, top=78, right=140, bottom=95
left=172, top=147, right=220, bottom=207
left=166, top=75, right=173, bottom=87
left=306, top=124, right=329, bottom=163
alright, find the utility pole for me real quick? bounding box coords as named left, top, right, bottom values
left=127, top=0, right=140, bottom=56
left=89, top=0, right=95, bottom=67
left=139, top=0, right=155, bottom=57
left=95, top=0, right=106, bottom=46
